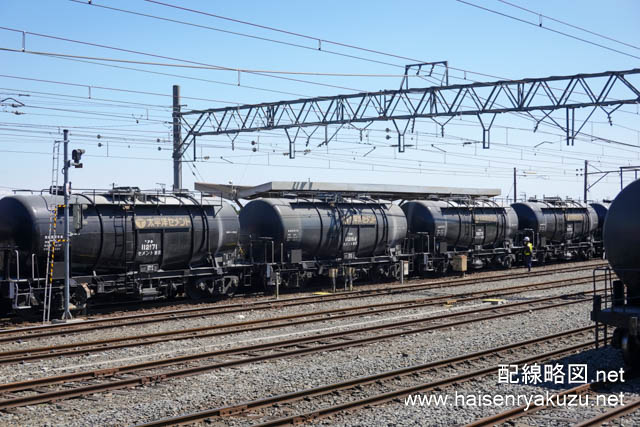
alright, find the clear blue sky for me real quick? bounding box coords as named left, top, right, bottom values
left=1, top=0, right=639, bottom=201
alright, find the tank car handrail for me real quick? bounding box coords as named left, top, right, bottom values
left=74, top=193, right=98, bottom=206
left=14, top=249, right=19, bottom=281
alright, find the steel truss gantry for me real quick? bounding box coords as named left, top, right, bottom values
left=176, top=68, right=640, bottom=162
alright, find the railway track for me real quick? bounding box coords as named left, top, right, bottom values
left=0, top=274, right=597, bottom=362
left=0, top=261, right=604, bottom=340
left=133, top=327, right=597, bottom=426
left=0, top=289, right=598, bottom=410
left=467, top=383, right=640, bottom=427
left=79, top=260, right=610, bottom=312
left=576, top=397, right=640, bottom=426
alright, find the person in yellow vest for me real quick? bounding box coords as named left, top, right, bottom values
left=523, top=236, right=533, bottom=272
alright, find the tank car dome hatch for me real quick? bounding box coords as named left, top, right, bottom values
left=604, top=179, right=640, bottom=301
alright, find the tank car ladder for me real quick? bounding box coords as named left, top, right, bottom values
left=42, top=140, right=62, bottom=322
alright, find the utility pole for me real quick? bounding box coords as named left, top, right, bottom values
left=62, top=130, right=72, bottom=320
left=60, top=130, right=84, bottom=321
left=172, top=85, right=182, bottom=191
left=513, top=167, right=517, bottom=203
left=583, top=160, right=588, bottom=203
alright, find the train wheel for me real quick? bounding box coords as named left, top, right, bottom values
left=213, top=277, right=239, bottom=298
left=436, top=262, right=448, bottom=277
left=538, top=252, right=547, bottom=265
left=71, top=283, right=90, bottom=314
left=502, top=256, right=513, bottom=269
left=578, top=250, right=589, bottom=261
left=369, top=266, right=383, bottom=283
left=0, top=299, right=11, bottom=317
left=621, top=333, right=640, bottom=370
left=186, top=279, right=208, bottom=301
left=166, top=283, right=179, bottom=300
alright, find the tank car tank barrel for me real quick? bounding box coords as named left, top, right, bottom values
left=604, top=179, right=640, bottom=301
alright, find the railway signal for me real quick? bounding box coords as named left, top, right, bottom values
left=71, top=149, right=85, bottom=168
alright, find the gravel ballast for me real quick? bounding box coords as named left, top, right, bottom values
left=2, top=262, right=637, bottom=426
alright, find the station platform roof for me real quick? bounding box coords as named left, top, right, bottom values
left=195, top=181, right=501, bottom=200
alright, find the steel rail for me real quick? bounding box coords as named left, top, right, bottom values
left=465, top=383, right=596, bottom=426
left=0, top=291, right=596, bottom=407
left=0, top=262, right=603, bottom=339
left=0, top=274, right=596, bottom=360
left=574, top=397, right=640, bottom=427
left=254, top=342, right=597, bottom=426
left=467, top=383, right=640, bottom=427
left=134, top=327, right=594, bottom=426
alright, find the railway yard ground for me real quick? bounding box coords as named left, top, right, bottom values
left=1, top=260, right=638, bottom=426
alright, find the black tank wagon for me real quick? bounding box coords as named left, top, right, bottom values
left=0, top=187, right=248, bottom=315
left=590, top=201, right=610, bottom=256
left=240, top=197, right=407, bottom=261
left=240, top=197, right=407, bottom=287
left=590, top=201, right=610, bottom=232
left=592, top=179, right=640, bottom=368
left=512, top=199, right=598, bottom=262
left=402, top=199, right=518, bottom=271
left=0, top=180, right=606, bottom=316
left=202, top=181, right=504, bottom=289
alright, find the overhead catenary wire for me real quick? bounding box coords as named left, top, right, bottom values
left=5, top=98, right=636, bottom=175
left=454, top=0, right=640, bottom=60
left=0, top=26, right=368, bottom=93
left=2, top=127, right=622, bottom=177
left=0, top=127, right=628, bottom=191
left=134, top=0, right=640, bottom=121
left=0, top=87, right=173, bottom=110
left=70, top=0, right=404, bottom=69
left=64, top=0, right=640, bottom=147
left=0, top=73, right=246, bottom=104
left=5, top=116, right=636, bottom=174
left=40, top=54, right=307, bottom=98
left=0, top=46, right=420, bottom=78
left=2, top=3, right=636, bottom=196
left=494, top=0, right=640, bottom=51
left=142, top=0, right=640, bottom=88
left=2, top=17, right=637, bottom=125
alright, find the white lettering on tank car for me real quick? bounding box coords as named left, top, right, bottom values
left=344, top=214, right=376, bottom=225
left=343, top=231, right=358, bottom=245
left=286, top=229, right=300, bottom=241
left=134, top=215, right=190, bottom=229
left=137, top=239, right=161, bottom=257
